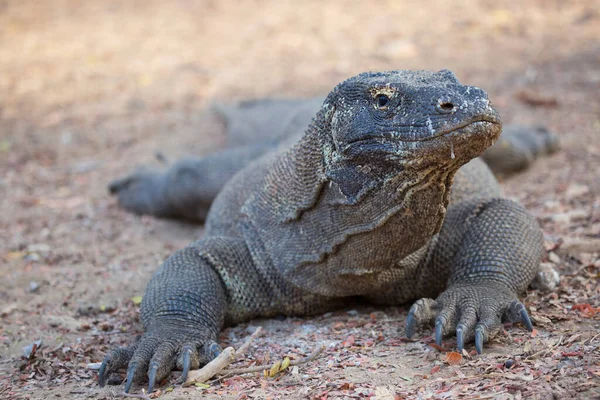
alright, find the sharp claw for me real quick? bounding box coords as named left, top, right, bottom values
left=405, top=312, right=416, bottom=338
left=435, top=319, right=443, bottom=346
left=98, top=357, right=109, bottom=387
left=108, top=178, right=128, bottom=194
left=456, top=325, right=464, bottom=352
left=181, top=348, right=192, bottom=384
left=207, top=342, right=221, bottom=360
left=520, top=308, right=533, bottom=332
left=155, top=151, right=170, bottom=165
left=475, top=328, right=484, bottom=354
left=124, top=363, right=137, bottom=393
left=147, top=362, right=158, bottom=394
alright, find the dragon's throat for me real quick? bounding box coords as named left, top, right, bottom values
left=283, top=168, right=454, bottom=298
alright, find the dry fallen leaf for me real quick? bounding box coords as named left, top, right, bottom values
left=531, top=328, right=539, bottom=338
left=443, top=351, right=463, bottom=366
left=268, top=361, right=281, bottom=378
left=571, top=303, right=599, bottom=317
left=429, top=343, right=448, bottom=352
left=341, top=335, right=355, bottom=347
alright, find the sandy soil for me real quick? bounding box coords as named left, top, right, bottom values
left=1, top=1, right=599, bottom=399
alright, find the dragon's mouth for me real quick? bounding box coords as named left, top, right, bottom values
left=406, top=116, right=501, bottom=142
left=345, top=115, right=501, bottom=147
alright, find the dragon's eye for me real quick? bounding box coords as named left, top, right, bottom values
left=375, top=93, right=390, bottom=109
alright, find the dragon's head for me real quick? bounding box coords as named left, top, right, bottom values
left=319, top=69, right=502, bottom=202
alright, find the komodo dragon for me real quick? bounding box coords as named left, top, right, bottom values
left=101, top=70, right=559, bottom=393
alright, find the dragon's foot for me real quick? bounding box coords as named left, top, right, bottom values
left=99, top=327, right=221, bottom=393
left=405, top=283, right=532, bottom=354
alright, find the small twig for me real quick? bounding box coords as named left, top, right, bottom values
left=118, top=392, right=151, bottom=400
left=525, top=335, right=563, bottom=360
left=585, top=333, right=600, bottom=345
left=221, top=343, right=325, bottom=377
left=184, top=326, right=263, bottom=385
left=184, top=346, right=235, bottom=385
left=481, top=373, right=534, bottom=382
left=235, top=326, right=262, bottom=358
left=279, top=344, right=326, bottom=368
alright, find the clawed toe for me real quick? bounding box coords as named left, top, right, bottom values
left=147, top=362, right=159, bottom=394
left=108, top=177, right=132, bottom=194
left=475, top=326, right=485, bottom=354
left=505, top=300, right=533, bottom=331
left=98, top=356, right=110, bottom=387
left=435, top=319, right=444, bottom=346
left=203, top=341, right=222, bottom=363
left=124, top=363, right=138, bottom=393
left=520, top=308, right=533, bottom=331
left=405, top=298, right=437, bottom=339
left=106, top=170, right=168, bottom=216
left=456, top=324, right=465, bottom=352
left=179, top=347, right=193, bottom=384
left=99, top=346, right=137, bottom=387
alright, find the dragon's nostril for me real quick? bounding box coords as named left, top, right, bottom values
left=436, top=100, right=456, bottom=114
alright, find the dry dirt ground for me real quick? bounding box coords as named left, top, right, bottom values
left=1, top=1, right=600, bottom=399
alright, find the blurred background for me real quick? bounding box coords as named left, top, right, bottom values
left=1, top=0, right=598, bottom=162
left=1, top=0, right=599, bottom=398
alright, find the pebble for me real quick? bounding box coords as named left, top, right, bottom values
left=557, top=357, right=577, bottom=369
left=27, top=243, right=51, bottom=252
left=548, top=252, right=561, bottom=264
left=29, top=281, right=40, bottom=293
left=551, top=209, right=589, bottom=224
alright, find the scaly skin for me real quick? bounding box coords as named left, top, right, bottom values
left=103, top=70, right=546, bottom=393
